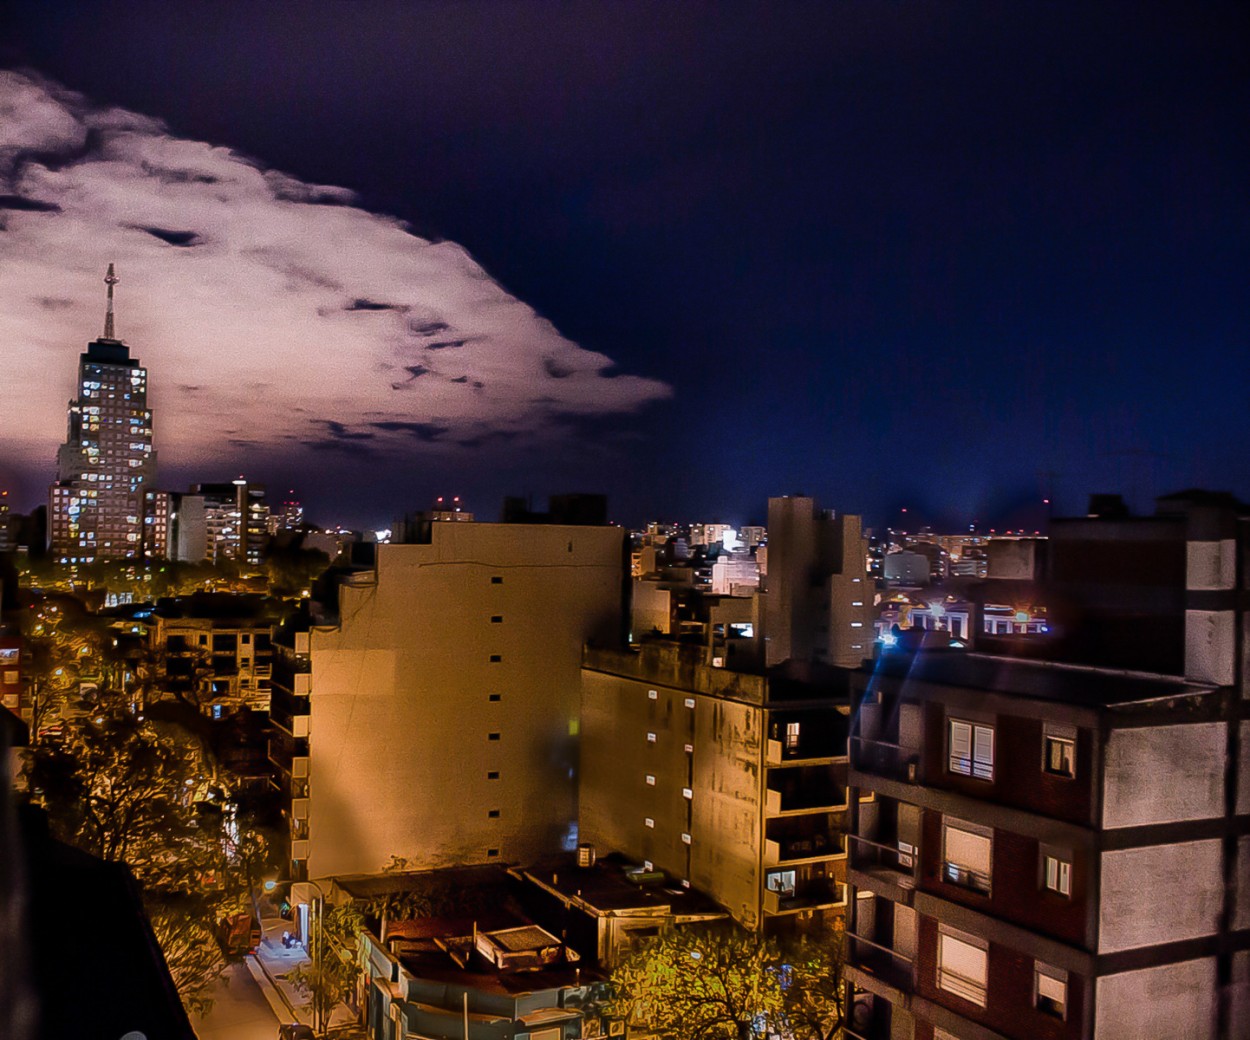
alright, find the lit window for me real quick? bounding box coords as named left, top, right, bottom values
left=648, top=689, right=658, bottom=700
left=647, top=732, right=657, bottom=743
left=1044, top=854, right=1071, bottom=896
left=1043, top=735, right=1075, bottom=778
left=949, top=718, right=994, bottom=780
left=785, top=721, right=801, bottom=753
left=681, top=832, right=692, bottom=844
left=937, top=930, right=987, bottom=1007
left=1035, top=963, right=1067, bottom=1018
left=645, top=774, right=656, bottom=786
left=943, top=819, right=992, bottom=895
left=684, top=697, right=696, bottom=708
left=644, top=817, right=654, bottom=828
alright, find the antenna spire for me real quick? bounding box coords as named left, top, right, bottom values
left=103, top=263, right=119, bottom=339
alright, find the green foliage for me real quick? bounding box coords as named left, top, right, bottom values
left=23, top=709, right=273, bottom=1013
left=609, top=924, right=845, bottom=1040
left=289, top=901, right=365, bottom=1033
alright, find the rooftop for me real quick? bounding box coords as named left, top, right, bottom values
left=866, top=647, right=1217, bottom=708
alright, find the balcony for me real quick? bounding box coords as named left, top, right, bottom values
left=764, top=832, right=843, bottom=866
left=848, top=834, right=918, bottom=903
left=846, top=932, right=915, bottom=994
left=850, top=736, right=920, bottom=784
left=763, top=881, right=846, bottom=915
left=765, top=784, right=848, bottom=816
left=766, top=738, right=840, bottom=767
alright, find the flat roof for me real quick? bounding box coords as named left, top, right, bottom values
left=866, top=648, right=1216, bottom=708
left=519, top=852, right=726, bottom=917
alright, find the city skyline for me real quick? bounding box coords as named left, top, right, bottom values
left=1, top=2, right=1247, bottom=531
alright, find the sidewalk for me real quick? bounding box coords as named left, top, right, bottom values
left=249, top=906, right=361, bottom=1036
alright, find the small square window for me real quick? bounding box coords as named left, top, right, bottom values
left=488, top=693, right=501, bottom=702
left=487, top=848, right=499, bottom=858
left=646, top=732, right=657, bottom=743
left=488, top=809, right=500, bottom=818
left=489, top=654, right=502, bottom=663
left=1044, top=735, right=1076, bottom=778
left=1044, top=854, right=1071, bottom=896
left=488, top=732, right=501, bottom=741
left=648, top=689, right=658, bottom=700
left=491, top=576, right=503, bottom=584
left=684, top=697, right=696, bottom=708
left=681, top=832, right=692, bottom=845
left=644, top=817, right=655, bottom=828
left=487, top=771, right=500, bottom=779
left=645, top=774, right=656, bottom=785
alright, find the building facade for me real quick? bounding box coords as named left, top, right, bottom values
left=292, top=521, right=625, bottom=882
left=48, top=266, right=157, bottom=564
left=844, top=491, right=1250, bottom=1040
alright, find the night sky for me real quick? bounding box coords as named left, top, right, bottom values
left=1, top=1, right=1247, bottom=531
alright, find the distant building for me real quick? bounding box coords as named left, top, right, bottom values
left=48, top=265, right=157, bottom=563
left=190, top=478, right=269, bottom=565
left=763, top=496, right=872, bottom=668
left=151, top=593, right=277, bottom=714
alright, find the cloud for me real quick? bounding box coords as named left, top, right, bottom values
left=0, top=70, right=670, bottom=477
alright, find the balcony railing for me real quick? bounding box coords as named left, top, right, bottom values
left=765, top=784, right=849, bottom=815
left=763, top=882, right=846, bottom=915
left=847, top=932, right=915, bottom=992
left=765, top=833, right=843, bottom=865
left=943, top=861, right=991, bottom=896
left=848, top=833, right=918, bottom=884
left=850, top=736, right=920, bottom=784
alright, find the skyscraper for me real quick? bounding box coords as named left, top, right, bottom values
left=48, top=265, right=157, bottom=563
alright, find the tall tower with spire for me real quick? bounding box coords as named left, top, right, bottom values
left=48, top=265, right=158, bottom=563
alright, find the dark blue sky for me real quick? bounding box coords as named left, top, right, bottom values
left=3, top=1, right=1247, bottom=530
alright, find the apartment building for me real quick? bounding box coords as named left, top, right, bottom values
left=581, top=641, right=851, bottom=935
left=844, top=490, right=1249, bottom=1040
left=151, top=593, right=276, bottom=714
left=291, top=520, right=624, bottom=883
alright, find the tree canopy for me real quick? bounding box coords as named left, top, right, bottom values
left=609, top=923, right=844, bottom=1040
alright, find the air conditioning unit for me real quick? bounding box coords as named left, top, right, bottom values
left=608, top=1020, right=625, bottom=1036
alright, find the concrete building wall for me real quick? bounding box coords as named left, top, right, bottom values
left=690, top=695, right=764, bottom=929
left=307, top=523, right=623, bottom=879
left=1097, top=839, right=1223, bottom=953
left=1101, top=723, right=1225, bottom=828
left=580, top=665, right=765, bottom=927
left=1094, top=957, right=1218, bottom=1040
left=1185, top=609, right=1235, bottom=685
left=631, top=581, right=672, bottom=637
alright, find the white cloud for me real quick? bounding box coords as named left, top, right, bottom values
left=0, top=70, right=669, bottom=473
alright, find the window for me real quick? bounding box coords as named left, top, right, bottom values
left=488, top=732, right=501, bottom=741
left=943, top=819, right=992, bottom=894
left=487, top=848, right=499, bottom=858
left=949, top=718, right=994, bottom=780
left=645, top=774, right=656, bottom=785
left=938, top=930, right=988, bottom=1007
left=489, top=654, right=502, bottom=663
left=491, top=576, right=503, bottom=584
left=487, top=771, right=500, bottom=780
left=647, top=732, right=657, bottom=743
left=644, top=817, right=654, bottom=828
left=684, top=697, right=696, bottom=709
left=487, top=809, right=500, bottom=819
left=1035, top=963, right=1067, bottom=1018
left=1044, top=854, right=1071, bottom=896
left=785, top=721, right=801, bottom=753
left=648, top=689, right=658, bottom=700
left=488, top=693, right=501, bottom=702
left=897, top=841, right=916, bottom=869
left=490, top=615, right=503, bottom=624
left=1044, top=735, right=1076, bottom=778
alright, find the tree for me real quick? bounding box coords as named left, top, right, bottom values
left=610, top=926, right=785, bottom=1040
left=775, top=924, right=845, bottom=1040
left=22, top=710, right=272, bottom=1013
left=609, top=924, right=844, bottom=1040
left=288, top=901, right=364, bottom=1035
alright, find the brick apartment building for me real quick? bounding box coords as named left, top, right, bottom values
left=844, top=491, right=1250, bottom=1040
